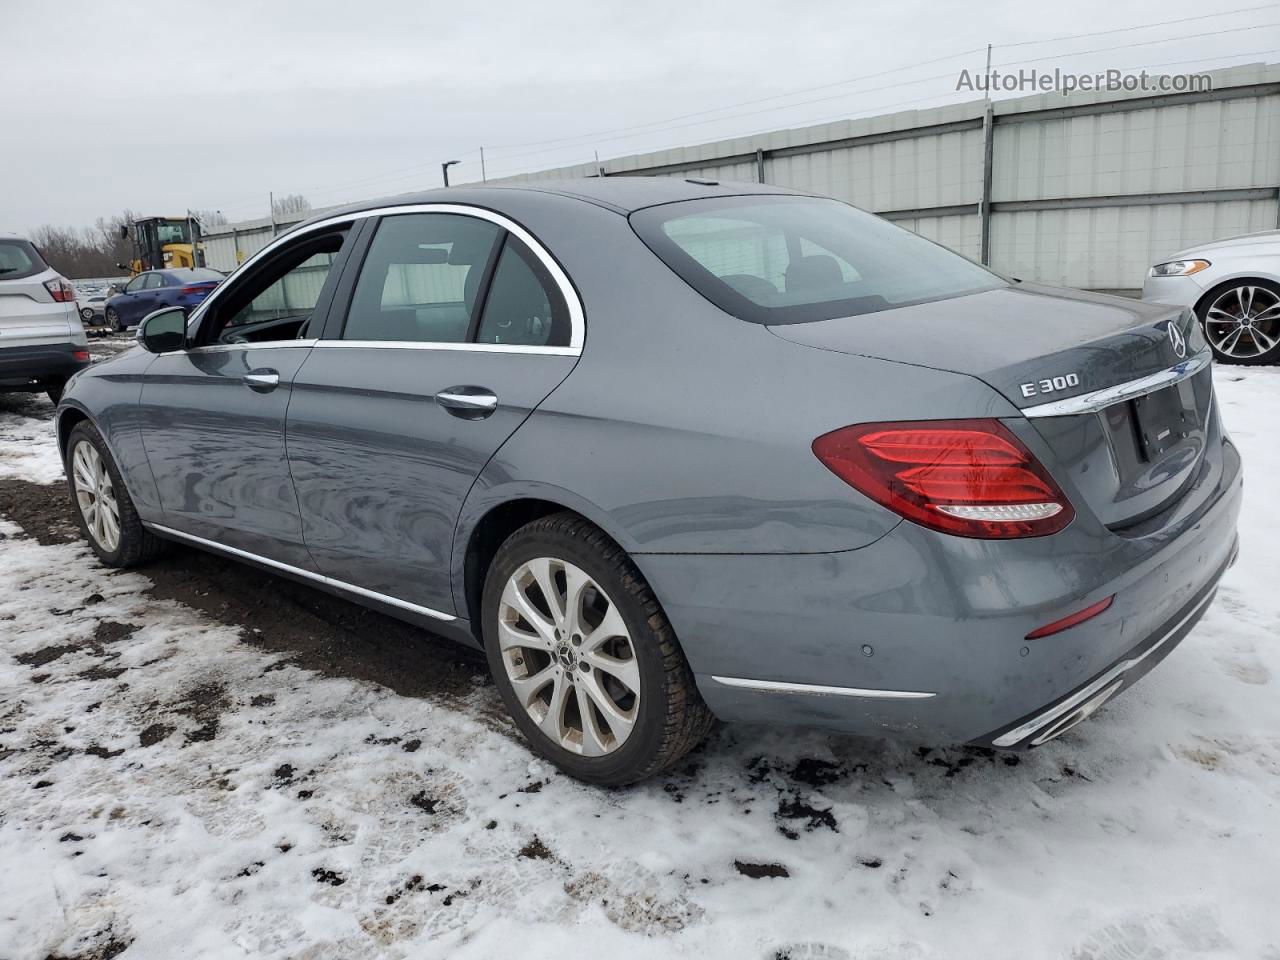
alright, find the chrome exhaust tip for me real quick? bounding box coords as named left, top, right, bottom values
left=1028, top=679, right=1125, bottom=746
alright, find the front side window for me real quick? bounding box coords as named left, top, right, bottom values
left=202, top=230, right=348, bottom=345
left=344, top=214, right=501, bottom=343
left=125, top=274, right=149, bottom=293
left=630, top=196, right=1003, bottom=325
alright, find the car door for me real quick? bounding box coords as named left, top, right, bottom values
left=136, top=224, right=357, bottom=566
left=118, top=272, right=156, bottom=324
left=286, top=208, right=582, bottom=616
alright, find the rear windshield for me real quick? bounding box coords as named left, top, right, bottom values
left=0, top=239, right=46, bottom=281
left=630, top=196, right=1003, bottom=325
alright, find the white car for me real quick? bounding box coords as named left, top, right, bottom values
left=76, top=291, right=109, bottom=324
left=1143, top=229, right=1280, bottom=365
left=0, top=232, right=91, bottom=402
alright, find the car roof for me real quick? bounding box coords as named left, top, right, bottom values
left=293, top=177, right=812, bottom=230
left=158, top=267, right=222, bottom=278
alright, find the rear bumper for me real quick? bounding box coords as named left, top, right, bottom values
left=0, top=341, right=91, bottom=390
left=635, top=433, right=1243, bottom=745
left=976, top=538, right=1235, bottom=747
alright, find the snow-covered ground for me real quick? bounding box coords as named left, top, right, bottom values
left=1, top=364, right=1277, bottom=960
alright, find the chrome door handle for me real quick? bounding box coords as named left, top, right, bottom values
left=243, top=371, right=280, bottom=392
left=435, top=386, right=498, bottom=419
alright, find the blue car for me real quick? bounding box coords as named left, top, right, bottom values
left=104, top=268, right=223, bottom=332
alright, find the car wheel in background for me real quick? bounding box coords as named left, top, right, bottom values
left=482, top=512, right=714, bottom=786
left=80, top=307, right=94, bottom=322
left=1196, top=279, right=1280, bottom=365
left=46, top=380, right=65, bottom=404
left=65, top=421, right=167, bottom=567
left=106, top=307, right=124, bottom=333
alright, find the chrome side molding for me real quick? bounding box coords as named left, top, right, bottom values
left=710, top=675, right=936, bottom=699
left=143, top=522, right=457, bottom=622
left=1021, top=349, right=1212, bottom=418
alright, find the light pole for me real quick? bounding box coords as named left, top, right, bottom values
left=441, top=160, right=460, bottom=187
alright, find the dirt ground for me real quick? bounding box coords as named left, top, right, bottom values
left=0, top=477, right=489, bottom=707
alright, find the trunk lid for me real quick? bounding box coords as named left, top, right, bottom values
left=769, top=282, right=1215, bottom=529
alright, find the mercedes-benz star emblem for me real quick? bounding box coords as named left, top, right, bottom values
left=1168, top=322, right=1187, bottom=359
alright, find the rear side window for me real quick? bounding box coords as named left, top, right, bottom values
left=630, top=196, right=1003, bottom=325
left=0, top=239, right=46, bottom=280
left=344, top=214, right=501, bottom=344
left=475, top=240, right=570, bottom=347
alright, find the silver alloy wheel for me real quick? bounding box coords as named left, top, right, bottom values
left=71, top=440, right=121, bottom=553
left=497, top=557, right=640, bottom=756
left=1205, top=285, right=1280, bottom=359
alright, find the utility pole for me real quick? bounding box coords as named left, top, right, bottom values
left=480, top=147, right=487, bottom=182
left=978, top=43, right=995, bottom=266
left=441, top=160, right=460, bottom=187
left=186, top=209, right=201, bottom=268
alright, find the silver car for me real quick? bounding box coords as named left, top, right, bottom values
left=56, top=180, right=1241, bottom=784
left=1, top=232, right=91, bottom=402
left=1143, top=229, right=1280, bottom=364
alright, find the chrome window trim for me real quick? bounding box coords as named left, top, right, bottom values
left=1021, top=349, right=1212, bottom=418
left=710, top=676, right=936, bottom=700
left=156, top=339, right=319, bottom=357
left=189, top=203, right=584, bottom=355
left=311, top=340, right=578, bottom=356
left=144, top=522, right=457, bottom=622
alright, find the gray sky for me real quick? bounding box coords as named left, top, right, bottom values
left=3, top=0, right=1276, bottom=230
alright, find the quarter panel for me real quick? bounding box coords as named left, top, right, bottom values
left=456, top=194, right=1018, bottom=557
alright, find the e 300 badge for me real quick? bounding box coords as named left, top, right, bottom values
left=1020, top=373, right=1081, bottom=399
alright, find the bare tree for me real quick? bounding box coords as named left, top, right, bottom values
left=272, top=193, right=312, bottom=217
left=25, top=211, right=140, bottom=279
left=191, top=209, right=227, bottom=227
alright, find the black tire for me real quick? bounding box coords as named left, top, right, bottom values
left=1195, top=278, right=1280, bottom=366
left=64, top=421, right=167, bottom=567
left=80, top=307, right=94, bottom=322
left=481, top=512, right=714, bottom=786
left=45, top=380, right=65, bottom=404
left=106, top=307, right=124, bottom=333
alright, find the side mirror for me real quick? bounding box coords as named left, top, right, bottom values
left=137, top=307, right=187, bottom=353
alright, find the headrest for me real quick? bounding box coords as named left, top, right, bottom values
left=784, top=254, right=843, bottom=294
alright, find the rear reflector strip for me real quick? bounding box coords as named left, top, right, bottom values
left=1026, top=594, right=1114, bottom=640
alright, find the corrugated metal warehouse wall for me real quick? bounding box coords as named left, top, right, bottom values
left=205, top=62, right=1279, bottom=293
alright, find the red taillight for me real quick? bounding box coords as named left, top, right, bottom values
left=812, top=418, right=1074, bottom=539
left=179, top=284, right=215, bottom=295
left=44, top=277, right=76, bottom=302
left=1026, top=595, right=1114, bottom=640
left=72, top=350, right=90, bottom=362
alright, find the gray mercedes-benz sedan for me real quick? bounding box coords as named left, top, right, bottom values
left=55, top=179, right=1242, bottom=785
